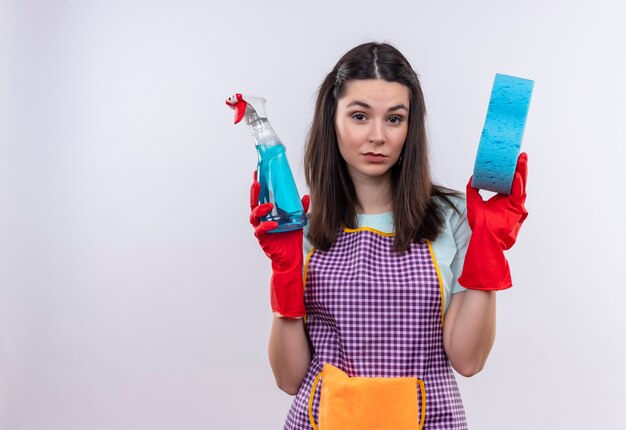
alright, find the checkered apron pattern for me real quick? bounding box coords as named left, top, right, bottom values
left=283, top=228, right=467, bottom=429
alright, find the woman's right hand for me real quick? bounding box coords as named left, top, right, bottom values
left=249, top=171, right=310, bottom=318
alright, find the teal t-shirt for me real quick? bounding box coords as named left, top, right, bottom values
left=303, top=194, right=470, bottom=313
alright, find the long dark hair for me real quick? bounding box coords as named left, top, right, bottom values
left=304, top=42, right=461, bottom=252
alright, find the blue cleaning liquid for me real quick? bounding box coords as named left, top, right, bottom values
left=256, top=143, right=307, bottom=233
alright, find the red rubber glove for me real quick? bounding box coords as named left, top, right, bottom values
left=249, top=171, right=310, bottom=318
left=458, top=153, right=529, bottom=291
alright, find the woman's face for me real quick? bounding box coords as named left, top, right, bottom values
left=335, top=79, right=410, bottom=182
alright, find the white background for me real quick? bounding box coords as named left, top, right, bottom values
left=2, top=1, right=625, bottom=429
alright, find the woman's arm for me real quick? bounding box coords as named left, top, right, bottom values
left=268, top=317, right=312, bottom=395
left=443, top=290, right=496, bottom=377
left=249, top=172, right=312, bottom=394
left=444, top=153, right=528, bottom=377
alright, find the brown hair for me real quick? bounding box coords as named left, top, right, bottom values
left=304, top=42, right=462, bottom=252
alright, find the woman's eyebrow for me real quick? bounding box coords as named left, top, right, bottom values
left=345, top=100, right=409, bottom=112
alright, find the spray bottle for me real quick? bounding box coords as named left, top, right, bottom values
left=225, top=93, right=307, bottom=233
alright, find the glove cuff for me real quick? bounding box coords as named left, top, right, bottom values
left=270, top=266, right=306, bottom=318
left=458, top=227, right=514, bottom=291
left=458, top=263, right=513, bottom=291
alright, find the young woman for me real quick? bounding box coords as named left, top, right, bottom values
left=249, top=42, right=528, bottom=429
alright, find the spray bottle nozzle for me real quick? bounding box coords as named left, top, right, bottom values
left=225, top=93, right=268, bottom=125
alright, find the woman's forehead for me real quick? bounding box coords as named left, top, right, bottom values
left=339, top=79, right=410, bottom=108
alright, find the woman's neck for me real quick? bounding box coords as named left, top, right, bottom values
left=351, top=172, right=393, bottom=214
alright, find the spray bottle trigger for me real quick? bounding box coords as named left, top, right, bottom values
left=233, top=101, right=247, bottom=124
left=225, top=93, right=247, bottom=124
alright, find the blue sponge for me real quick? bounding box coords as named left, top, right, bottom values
left=472, top=73, right=534, bottom=195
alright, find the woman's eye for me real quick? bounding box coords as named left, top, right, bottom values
left=351, top=113, right=403, bottom=123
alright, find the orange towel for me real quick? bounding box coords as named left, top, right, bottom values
left=309, top=363, right=425, bottom=430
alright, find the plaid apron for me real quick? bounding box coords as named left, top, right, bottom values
left=283, top=228, right=467, bottom=429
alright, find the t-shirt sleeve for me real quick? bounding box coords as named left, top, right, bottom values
left=449, top=196, right=471, bottom=294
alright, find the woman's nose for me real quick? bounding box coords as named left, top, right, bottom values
left=368, top=121, right=385, bottom=144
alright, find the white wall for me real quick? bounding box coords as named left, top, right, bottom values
left=2, top=0, right=625, bottom=428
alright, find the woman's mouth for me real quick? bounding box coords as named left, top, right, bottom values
left=363, top=153, right=387, bottom=163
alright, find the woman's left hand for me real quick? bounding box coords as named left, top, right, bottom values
left=466, top=152, right=529, bottom=250
left=458, top=152, right=529, bottom=291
